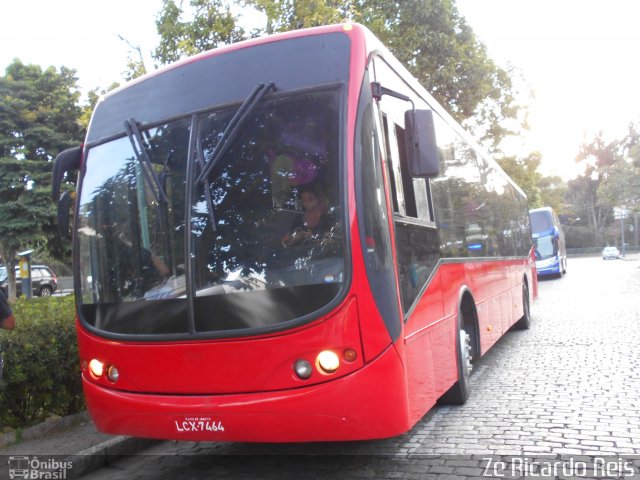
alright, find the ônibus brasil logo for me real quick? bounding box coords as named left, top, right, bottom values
left=8, top=456, right=73, bottom=479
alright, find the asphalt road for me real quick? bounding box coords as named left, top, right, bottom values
left=86, top=255, right=640, bottom=479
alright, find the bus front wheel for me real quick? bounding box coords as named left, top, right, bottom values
left=439, top=306, right=474, bottom=405
left=513, top=283, right=531, bottom=330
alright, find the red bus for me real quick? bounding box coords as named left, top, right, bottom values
left=52, top=23, right=536, bottom=442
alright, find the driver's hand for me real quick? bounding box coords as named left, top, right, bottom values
left=282, top=228, right=311, bottom=247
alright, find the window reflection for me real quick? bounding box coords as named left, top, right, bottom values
left=191, top=90, right=343, bottom=298
left=431, top=119, right=530, bottom=258
left=76, top=88, right=345, bottom=335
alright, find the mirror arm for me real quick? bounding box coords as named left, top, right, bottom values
left=371, top=81, right=419, bottom=160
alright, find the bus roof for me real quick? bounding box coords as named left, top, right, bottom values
left=529, top=207, right=554, bottom=214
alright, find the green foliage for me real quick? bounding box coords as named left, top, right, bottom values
left=538, top=175, right=567, bottom=215
left=0, top=60, right=83, bottom=298
left=354, top=0, right=511, bottom=124
left=0, top=159, right=54, bottom=299
left=575, top=130, right=619, bottom=170
left=153, top=0, right=523, bottom=149
left=247, top=0, right=348, bottom=33
left=564, top=225, right=596, bottom=249
left=598, top=159, right=640, bottom=213
left=0, top=60, right=82, bottom=162
left=154, top=0, right=246, bottom=64
left=0, top=295, right=83, bottom=429
left=79, top=83, right=120, bottom=130
left=565, top=128, right=640, bottom=247
left=498, top=152, right=542, bottom=207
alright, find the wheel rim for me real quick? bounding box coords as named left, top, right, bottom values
left=41, top=288, right=51, bottom=297
left=460, top=330, right=473, bottom=377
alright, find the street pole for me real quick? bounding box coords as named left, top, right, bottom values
left=620, top=207, right=626, bottom=257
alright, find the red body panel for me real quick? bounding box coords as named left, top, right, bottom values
left=403, top=258, right=531, bottom=425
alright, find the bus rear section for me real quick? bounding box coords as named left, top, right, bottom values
left=53, top=24, right=535, bottom=443
left=529, top=207, right=567, bottom=278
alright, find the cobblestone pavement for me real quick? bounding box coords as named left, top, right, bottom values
left=86, top=256, right=640, bottom=479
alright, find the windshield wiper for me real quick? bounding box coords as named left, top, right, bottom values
left=125, top=119, right=169, bottom=203
left=195, top=82, right=275, bottom=184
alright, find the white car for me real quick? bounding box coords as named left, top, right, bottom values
left=602, top=246, right=620, bottom=260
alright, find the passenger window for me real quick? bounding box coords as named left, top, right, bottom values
left=379, top=115, right=432, bottom=223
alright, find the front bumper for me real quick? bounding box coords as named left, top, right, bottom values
left=536, top=258, right=560, bottom=276
left=83, top=345, right=410, bottom=442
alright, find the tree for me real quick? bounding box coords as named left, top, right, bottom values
left=352, top=0, right=516, bottom=126
left=566, top=167, right=611, bottom=248
left=575, top=130, right=619, bottom=170
left=598, top=160, right=640, bottom=211
left=565, top=131, right=625, bottom=247
left=247, top=0, right=348, bottom=33
left=0, top=60, right=82, bottom=161
left=538, top=174, right=567, bottom=215
left=497, top=151, right=543, bottom=208
left=154, top=0, right=246, bottom=64
left=117, top=35, right=150, bottom=82
left=153, top=0, right=524, bottom=150
left=79, top=82, right=120, bottom=130
left=0, top=60, right=83, bottom=299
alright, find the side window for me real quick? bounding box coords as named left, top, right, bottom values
left=380, top=114, right=432, bottom=223
left=372, top=57, right=439, bottom=314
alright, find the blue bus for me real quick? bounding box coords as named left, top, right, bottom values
left=529, top=207, right=566, bottom=278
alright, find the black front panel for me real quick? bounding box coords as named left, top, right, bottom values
left=88, top=33, right=351, bottom=145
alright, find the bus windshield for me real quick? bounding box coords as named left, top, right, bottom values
left=77, top=87, right=344, bottom=337
left=530, top=210, right=553, bottom=234
left=534, top=234, right=556, bottom=260
left=530, top=209, right=557, bottom=260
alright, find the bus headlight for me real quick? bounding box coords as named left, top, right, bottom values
left=317, top=350, right=340, bottom=374
left=89, top=359, right=104, bottom=378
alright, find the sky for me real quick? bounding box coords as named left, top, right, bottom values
left=2, top=0, right=640, bottom=181
left=457, top=0, right=640, bottom=180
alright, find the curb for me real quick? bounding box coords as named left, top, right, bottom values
left=70, top=436, right=160, bottom=478
left=0, top=411, right=90, bottom=449
left=0, top=411, right=161, bottom=478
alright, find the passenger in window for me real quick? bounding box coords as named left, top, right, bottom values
left=281, top=184, right=333, bottom=248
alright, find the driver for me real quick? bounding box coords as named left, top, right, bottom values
left=281, top=184, right=332, bottom=248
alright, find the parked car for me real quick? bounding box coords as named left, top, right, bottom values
left=602, top=246, right=620, bottom=260
left=0, top=265, right=58, bottom=297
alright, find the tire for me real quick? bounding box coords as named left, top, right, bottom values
left=38, top=286, right=53, bottom=297
left=513, top=283, right=531, bottom=330
left=439, top=309, right=473, bottom=405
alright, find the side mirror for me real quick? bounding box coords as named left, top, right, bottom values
left=57, top=192, right=73, bottom=239
left=404, top=109, right=439, bottom=178
left=52, top=146, right=82, bottom=239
